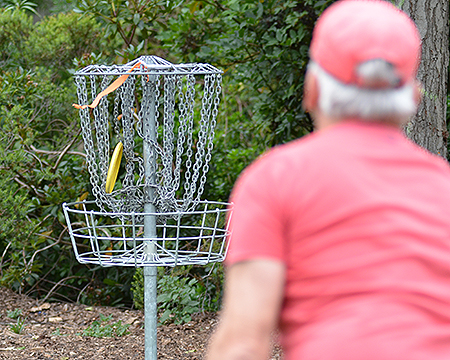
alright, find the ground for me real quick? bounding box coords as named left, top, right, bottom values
left=0, top=287, right=282, bottom=360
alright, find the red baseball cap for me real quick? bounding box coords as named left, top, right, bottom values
left=310, top=0, right=421, bottom=88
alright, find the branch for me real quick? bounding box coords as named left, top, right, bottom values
left=27, top=228, right=63, bottom=272
left=52, top=128, right=82, bottom=172
left=0, top=242, right=12, bottom=278
left=23, top=148, right=49, bottom=168
left=39, top=275, right=86, bottom=304
left=24, top=228, right=67, bottom=299
left=77, top=281, right=93, bottom=303
left=126, top=24, right=139, bottom=47
left=137, top=0, right=157, bottom=13
left=14, top=176, right=44, bottom=199
left=29, top=145, right=86, bottom=159
left=200, top=0, right=227, bottom=12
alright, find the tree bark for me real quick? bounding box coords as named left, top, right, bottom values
left=395, top=0, right=449, bottom=157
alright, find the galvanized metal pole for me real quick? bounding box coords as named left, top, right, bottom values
left=143, top=245, right=157, bottom=360
left=143, top=75, right=158, bottom=360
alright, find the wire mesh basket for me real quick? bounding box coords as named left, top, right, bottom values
left=63, top=200, right=232, bottom=267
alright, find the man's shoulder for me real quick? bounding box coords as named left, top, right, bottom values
left=239, top=120, right=450, bottom=186
left=246, top=134, right=314, bottom=171
left=235, top=131, right=329, bottom=191
left=255, top=126, right=346, bottom=168
left=259, top=130, right=328, bottom=163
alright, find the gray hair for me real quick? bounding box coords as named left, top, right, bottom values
left=307, top=61, right=418, bottom=123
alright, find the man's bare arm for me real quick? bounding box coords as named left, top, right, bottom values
left=206, top=259, right=286, bottom=360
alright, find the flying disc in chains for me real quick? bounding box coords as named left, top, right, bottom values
left=105, top=142, right=123, bottom=193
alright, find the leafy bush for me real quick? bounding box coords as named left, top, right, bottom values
left=0, top=148, right=42, bottom=292
left=130, top=268, right=144, bottom=310
left=27, top=11, right=116, bottom=80
left=82, top=314, right=130, bottom=337
left=131, top=265, right=223, bottom=324
left=157, top=0, right=335, bottom=146
left=1, top=0, right=38, bottom=14
left=0, top=9, right=33, bottom=69
left=0, top=9, right=133, bottom=305
left=74, top=0, right=182, bottom=62
left=157, top=274, right=200, bottom=324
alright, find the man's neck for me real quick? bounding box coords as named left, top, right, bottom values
left=312, top=111, right=404, bottom=131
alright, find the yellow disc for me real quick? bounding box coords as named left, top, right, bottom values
left=105, top=142, right=123, bottom=194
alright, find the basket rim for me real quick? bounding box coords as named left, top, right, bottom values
left=63, top=199, right=233, bottom=267
left=74, top=56, right=223, bottom=76
left=62, top=200, right=233, bottom=217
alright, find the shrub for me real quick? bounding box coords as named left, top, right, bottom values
left=0, top=10, right=130, bottom=304
left=27, top=11, right=116, bottom=80
left=82, top=314, right=130, bottom=338
left=0, top=9, right=33, bottom=69
left=131, top=265, right=223, bottom=324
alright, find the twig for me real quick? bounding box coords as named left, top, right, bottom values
left=0, top=242, right=12, bottom=278
left=25, top=254, right=61, bottom=297
left=23, top=148, right=48, bottom=168
left=19, top=213, right=52, bottom=271
left=52, top=128, right=82, bottom=172
left=39, top=276, right=86, bottom=304
left=27, top=232, right=62, bottom=272
left=13, top=176, right=43, bottom=199
left=29, top=145, right=86, bottom=159
left=77, top=282, right=92, bottom=303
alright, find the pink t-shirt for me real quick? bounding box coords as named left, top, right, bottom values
left=226, top=121, right=450, bottom=360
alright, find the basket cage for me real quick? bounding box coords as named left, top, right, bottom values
left=64, top=56, right=232, bottom=267
left=63, top=200, right=232, bottom=267
left=75, top=55, right=223, bottom=217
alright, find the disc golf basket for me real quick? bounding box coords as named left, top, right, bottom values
left=62, top=56, right=232, bottom=360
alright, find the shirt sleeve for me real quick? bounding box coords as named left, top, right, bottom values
left=225, top=152, right=288, bottom=266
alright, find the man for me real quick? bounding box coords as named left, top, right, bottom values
left=206, top=1, right=450, bottom=360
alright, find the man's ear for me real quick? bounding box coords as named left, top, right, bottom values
left=303, top=71, right=319, bottom=113
left=413, top=80, right=423, bottom=108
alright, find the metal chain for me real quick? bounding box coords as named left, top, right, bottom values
left=74, top=68, right=221, bottom=218
left=121, top=75, right=137, bottom=190
left=113, top=90, right=123, bottom=138
left=85, top=75, right=107, bottom=212
left=172, top=75, right=188, bottom=203
left=139, top=75, right=162, bottom=209
left=195, top=74, right=222, bottom=206
left=161, top=74, right=176, bottom=207
left=186, top=73, right=218, bottom=209
left=182, top=75, right=196, bottom=204
left=96, top=75, right=111, bottom=191
left=76, top=75, right=101, bottom=208
left=94, top=75, right=125, bottom=215
left=187, top=82, right=208, bottom=205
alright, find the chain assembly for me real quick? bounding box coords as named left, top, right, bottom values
left=73, top=56, right=223, bottom=220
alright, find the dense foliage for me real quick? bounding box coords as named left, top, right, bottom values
left=0, top=9, right=124, bottom=304
left=1, top=0, right=449, bottom=316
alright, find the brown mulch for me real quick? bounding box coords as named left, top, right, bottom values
left=0, top=287, right=282, bottom=360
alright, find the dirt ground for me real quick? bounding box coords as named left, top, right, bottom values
left=0, top=287, right=282, bottom=360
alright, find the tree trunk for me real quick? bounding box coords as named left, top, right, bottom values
left=395, top=0, right=449, bottom=157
